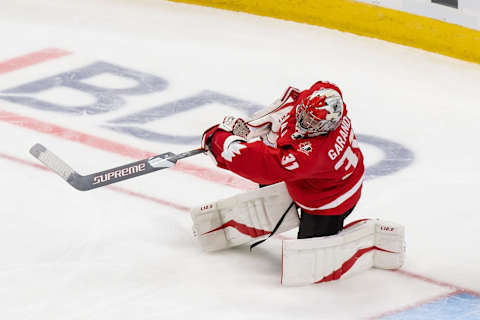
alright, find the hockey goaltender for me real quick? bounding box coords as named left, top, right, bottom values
left=192, top=81, right=405, bottom=286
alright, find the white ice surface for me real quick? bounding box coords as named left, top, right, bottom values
left=0, top=0, right=480, bottom=319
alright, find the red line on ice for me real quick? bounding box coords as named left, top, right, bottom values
left=0, top=152, right=48, bottom=171
left=0, top=48, right=71, bottom=74
left=367, top=269, right=480, bottom=319
left=0, top=48, right=255, bottom=190
left=0, top=152, right=190, bottom=212
left=394, top=269, right=480, bottom=296
left=369, top=290, right=464, bottom=320
left=107, top=185, right=190, bottom=212
left=0, top=110, right=255, bottom=190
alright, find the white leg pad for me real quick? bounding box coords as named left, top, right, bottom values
left=281, top=219, right=405, bottom=286
left=374, top=220, right=406, bottom=269
left=191, top=182, right=300, bottom=252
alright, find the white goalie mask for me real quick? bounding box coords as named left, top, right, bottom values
left=295, top=88, right=344, bottom=137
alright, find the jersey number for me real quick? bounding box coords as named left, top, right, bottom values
left=281, top=153, right=299, bottom=170
left=334, top=131, right=360, bottom=178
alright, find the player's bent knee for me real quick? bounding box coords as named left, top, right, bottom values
left=281, top=219, right=405, bottom=286
left=191, top=182, right=300, bottom=252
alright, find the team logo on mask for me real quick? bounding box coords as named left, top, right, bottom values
left=298, top=141, right=313, bottom=155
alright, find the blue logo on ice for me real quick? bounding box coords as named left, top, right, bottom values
left=381, top=293, right=480, bottom=319
left=0, top=60, right=414, bottom=180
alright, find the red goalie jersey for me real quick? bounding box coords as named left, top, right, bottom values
left=204, top=81, right=364, bottom=216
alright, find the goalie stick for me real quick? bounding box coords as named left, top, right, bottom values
left=29, top=143, right=204, bottom=191
left=29, top=92, right=296, bottom=191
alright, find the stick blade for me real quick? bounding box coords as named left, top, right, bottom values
left=29, top=143, right=76, bottom=181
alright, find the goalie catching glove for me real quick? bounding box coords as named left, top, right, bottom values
left=201, top=85, right=302, bottom=156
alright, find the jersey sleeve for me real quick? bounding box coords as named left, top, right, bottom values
left=209, top=130, right=313, bottom=185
